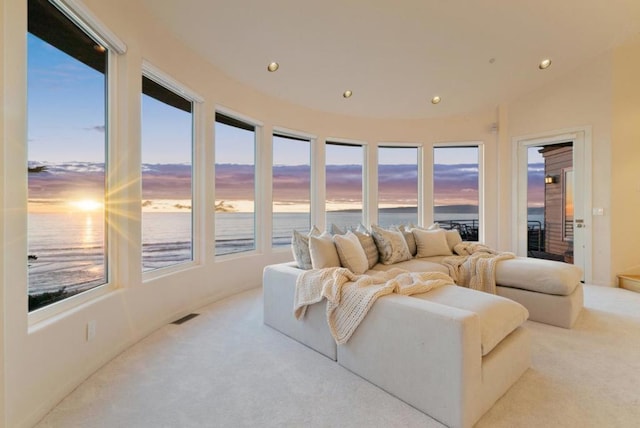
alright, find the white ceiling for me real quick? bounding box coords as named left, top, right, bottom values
left=141, top=0, right=640, bottom=119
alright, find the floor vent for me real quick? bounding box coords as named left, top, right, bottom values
left=171, top=313, right=199, bottom=325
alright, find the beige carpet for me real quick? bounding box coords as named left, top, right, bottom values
left=36, top=285, right=640, bottom=428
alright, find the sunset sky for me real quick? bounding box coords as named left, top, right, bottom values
left=27, top=31, right=546, bottom=214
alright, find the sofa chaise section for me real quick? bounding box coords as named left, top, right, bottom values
left=338, top=293, right=530, bottom=428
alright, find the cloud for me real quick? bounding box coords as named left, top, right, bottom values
left=27, top=161, right=547, bottom=209
left=28, top=161, right=105, bottom=200
left=527, top=162, right=545, bottom=206
left=142, top=163, right=192, bottom=199
left=273, top=164, right=311, bottom=203
left=85, top=125, right=105, bottom=133
left=215, top=164, right=255, bottom=200
left=431, top=164, right=479, bottom=205
left=325, top=165, right=363, bottom=201
left=378, top=164, right=418, bottom=204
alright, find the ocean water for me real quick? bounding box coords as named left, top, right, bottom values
left=29, top=210, right=541, bottom=296
left=28, top=212, right=106, bottom=295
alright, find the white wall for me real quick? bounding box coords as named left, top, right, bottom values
left=611, top=35, right=640, bottom=278
left=1, top=0, right=501, bottom=426
left=504, top=50, right=614, bottom=285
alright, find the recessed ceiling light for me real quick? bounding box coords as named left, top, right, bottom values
left=539, top=59, right=552, bottom=70
left=431, top=96, right=441, bottom=105
left=343, top=90, right=353, bottom=98
left=267, top=62, right=279, bottom=72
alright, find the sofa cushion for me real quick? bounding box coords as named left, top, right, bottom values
left=309, top=232, right=341, bottom=269
left=369, top=258, right=448, bottom=275
left=413, top=228, right=453, bottom=258
left=370, top=224, right=412, bottom=265
left=334, top=231, right=369, bottom=274
left=495, top=257, right=581, bottom=296
left=413, top=285, right=529, bottom=356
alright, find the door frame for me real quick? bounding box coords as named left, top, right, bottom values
left=511, top=126, right=592, bottom=283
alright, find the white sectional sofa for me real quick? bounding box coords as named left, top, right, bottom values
left=263, top=262, right=531, bottom=428
left=263, top=225, right=583, bottom=426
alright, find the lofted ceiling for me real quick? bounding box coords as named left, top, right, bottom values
left=140, top=0, right=640, bottom=119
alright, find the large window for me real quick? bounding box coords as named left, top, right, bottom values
left=433, top=146, right=480, bottom=241
left=215, top=113, right=256, bottom=255
left=272, top=133, right=311, bottom=246
left=141, top=75, right=194, bottom=272
left=27, top=0, right=109, bottom=311
left=325, top=142, right=364, bottom=230
left=378, top=146, right=419, bottom=227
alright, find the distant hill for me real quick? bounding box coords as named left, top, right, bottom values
left=377, top=206, right=419, bottom=214
left=336, top=205, right=545, bottom=215
left=370, top=205, right=479, bottom=214
left=434, top=204, right=478, bottom=214
left=528, top=206, right=544, bottom=215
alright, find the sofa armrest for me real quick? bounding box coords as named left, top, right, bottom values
left=263, top=263, right=337, bottom=360
left=337, top=294, right=482, bottom=428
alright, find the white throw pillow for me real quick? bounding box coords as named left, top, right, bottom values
left=445, top=229, right=463, bottom=252
left=370, top=224, right=412, bottom=265
left=333, top=231, right=368, bottom=274
left=413, top=228, right=452, bottom=258
left=309, top=232, right=341, bottom=269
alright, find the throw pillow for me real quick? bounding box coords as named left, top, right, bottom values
left=413, top=228, right=452, bottom=258
left=354, top=225, right=379, bottom=269
left=395, top=225, right=417, bottom=256
left=330, top=223, right=346, bottom=235
left=370, top=224, right=412, bottom=265
left=445, top=229, right=463, bottom=252
left=290, top=227, right=320, bottom=270
left=333, top=231, right=368, bottom=274
left=309, top=232, right=341, bottom=269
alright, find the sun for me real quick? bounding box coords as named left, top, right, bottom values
left=70, top=199, right=103, bottom=212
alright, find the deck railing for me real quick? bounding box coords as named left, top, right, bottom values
left=437, top=219, right=479, bottom=241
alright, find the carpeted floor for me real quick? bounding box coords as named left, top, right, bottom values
left=36, top=285, right=640, bottom=428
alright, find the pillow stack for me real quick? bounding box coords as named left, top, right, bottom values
left=290, top=222, right=465, bottom=273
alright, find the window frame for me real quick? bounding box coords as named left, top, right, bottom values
left=141, top=61, right=203, bottom=281
left=213, top=106, right=263, bottom=259
left=27, top=0, right=126, bottom=325
left=271, top=127, right=315, bottom=249
left=431, top=142, right=484, bottom=243
left=376, top=142, right=422, bottom=228
left=324, top=138, right=368, bottom=230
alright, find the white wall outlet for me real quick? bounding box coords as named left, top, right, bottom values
left=87, top=320, right=96, bottom=341
left=592, top=207, right=604, bottom=216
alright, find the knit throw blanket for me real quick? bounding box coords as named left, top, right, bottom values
left=441, top=242, right=515, bottom=294
left=294, top=268, right=454, bottom=344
